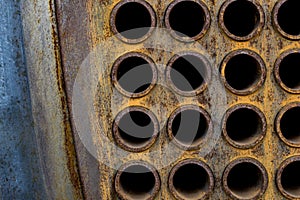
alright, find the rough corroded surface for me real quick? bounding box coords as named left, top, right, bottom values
left=21, top=0, right=83, bottom=199
left=0, top=0, right=46, bottom=199
left=55, top=0, right=300, bottom=199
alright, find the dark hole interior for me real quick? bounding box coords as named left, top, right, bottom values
left=280, top=107, right=300, bottom=143
left=223, top=0, right=260, bottom=37
left=173, top=163, right=209, bottom=198
left=119, top=165, right=156, bottom=198
left=279, top=53, right=300, bottom=90
left=281, top=161, right=300, bottom=197
left=116, top=56, right=153, bottom=94
left=115, top=2, right=152, bottom=39
left=277, top=0, right=300, bottom=36
left=227, top=162, right=263, bottom=198
left=170, top=55, right=207, bottom=92
left=225, top=54, right=261, bottom=91
left=226, top=108, right=263, bottom=145
left=168, top=1, right=206, bottom=38
left=118, top=110, right=155, bottom=147
left=171, top=109, right=208, bottom=146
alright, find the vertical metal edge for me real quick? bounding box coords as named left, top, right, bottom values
left=21, top=0, right=84, bottom=199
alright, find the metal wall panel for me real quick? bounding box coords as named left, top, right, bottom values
left=0, top=0, right=46, bottom=199
left=17, top=0, right=300, bottom=199
left=55, top=0, right=300, bottom=199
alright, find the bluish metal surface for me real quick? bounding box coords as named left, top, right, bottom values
left=0, top=0, right=46, bottom=199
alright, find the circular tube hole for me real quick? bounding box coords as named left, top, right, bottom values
left=110, top=0, right=156, bottom=43
left=113, top=106, right=159, bottom=152
left=223, top=158, right=268, bottom=200
left=274, top=50, right=300, bottom=93
left=273, top=0, right=300, bottom=40
left=166, top=52, right=211, bottom=96
left=276, top=103, right=300, bottom=147
left=219, top=0, right=264, bottom=41
left=164, top=0, right=210, bottom=42
left=222, top=104, right=266, bottom=149
left=111, top=52, right=157, bottom=98
left=220, top=50, right=266, bottom=95
left=167, top=105, right=212, bottom=150
left=169, top=159, right=214, bottom=200
left=115, top=161, right=160, bottom=200
left=277, top=156, right=300, bottom=199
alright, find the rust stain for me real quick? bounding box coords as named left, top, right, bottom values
left=50, top=0, right=84, bottom=199
left=55, top=0, right=300, bottom=199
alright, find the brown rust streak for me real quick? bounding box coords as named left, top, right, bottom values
left=49, top=0, right=84, bottom=198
